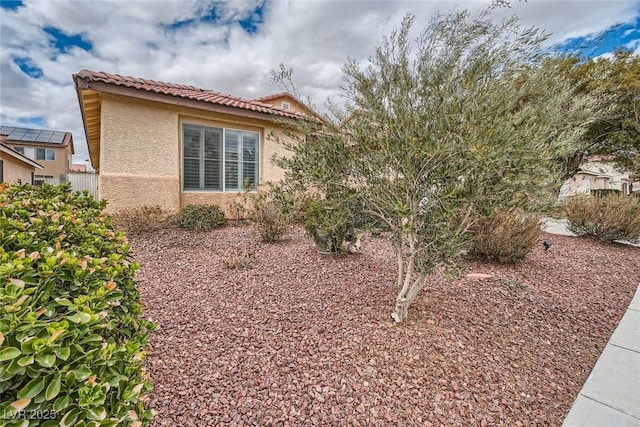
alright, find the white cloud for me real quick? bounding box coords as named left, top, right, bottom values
left=0, top=0, right=638, bottom=166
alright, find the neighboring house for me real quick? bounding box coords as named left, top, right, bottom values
left=72, top=69, right=314, bottom=213
left=0, top=126, right=74, bottom=185
left=71, top=163, right=87, bottom=172
left=252, top=92, right=321, bottom=119
left=560, top=156, right=637, bottom=199
left=0, top=141, right=44, bottom=184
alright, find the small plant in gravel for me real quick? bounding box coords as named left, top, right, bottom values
left=113, top=205, right=174, bottom=234
left=222, top=250, right=256, bottom=270
left=176, top=204, right=226, bottom=231
left=472, top=210, right=541, bottom=263
left=565, top=195, right=640, bottom=243
left=249, top=184, right=312, bottom=243
left=0, top=183, right=155, bottom=426
left=251, top=194, right=289, bottom=243
left=228, top=201, right=249, bottom=226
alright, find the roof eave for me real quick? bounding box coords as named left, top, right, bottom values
left=81, top=79, right=308, bottom=123
left=73, top=75, right=100, bottom=169
left=0, top=143, right=44, bottom=170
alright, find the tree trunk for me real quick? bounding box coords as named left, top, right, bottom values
left=391, top=271, right=426, bottom=324
left=392, top=298, right=410, bottom=323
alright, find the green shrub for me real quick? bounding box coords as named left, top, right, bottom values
left=0, top=183, right=155, bottom=426
left=175, top=204, right=226, bottom=231
left=565, top=195, right=640, bottom=243
left=473, top=209, right=541, bottom=263
left=113, top=205, right=173, bottom=234
left=591, top=189, right=622, bottom=198
left=250, top=191, right=290, bottom=243
left=304, top=200, right=353, bottom=253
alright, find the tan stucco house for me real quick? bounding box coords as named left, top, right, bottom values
left=0, top=126, right=74, bottom=185
left=560, top=156, right=638, bottom=199
left=72, top=70, right=315, bottom=213
left=0, top=140, right=44, bottom=184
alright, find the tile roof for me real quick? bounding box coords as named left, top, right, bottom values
left=252, top=92, right=293, bottom=103
left=74, top=70, right=308, bottom=120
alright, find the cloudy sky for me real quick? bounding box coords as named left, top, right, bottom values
left=1, top=0, right=639, bottom=167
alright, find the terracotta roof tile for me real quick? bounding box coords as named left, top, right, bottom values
left=253, top=92, right=292, bottom=103
left=74, top=70, right=307, bottom=120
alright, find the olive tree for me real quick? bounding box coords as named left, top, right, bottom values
left=273, top=9, right=604, bottom=323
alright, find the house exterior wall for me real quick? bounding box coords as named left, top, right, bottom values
left=0, top=153, right=34, bottom=183
left=562, top=161, right=634, bottom=198
left=586, top=161, right=631, bottom=192
left=7, top=142, right=71, bottom=183
left=99, top=93, right=297, bottom=214
left=259, top=96, right=308, bottom=116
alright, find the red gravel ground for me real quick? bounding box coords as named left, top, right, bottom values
left=130, top=226, right=640, bottom=426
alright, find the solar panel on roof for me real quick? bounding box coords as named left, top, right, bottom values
left=51, top=132, right=66, bottom=143
left=0, top=125, right=69, bottom=143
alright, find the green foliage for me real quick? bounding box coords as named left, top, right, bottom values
left=0, top=183, right=155, bottom=426
left=565, top=195, right=640, bottom=243
left=473, top=210, right=541, bottom=263
left=249, top=183, right=318, bottom=243
left=304, top=200, right=353, bottom=254
left=250, top=192, right=290, bottom=243
left=272, top=7, right=603, bottom=321
left=113, top=205, right=174, bottom=234
left=551, top=51, right=640, bottom=178
left=590, top=189, right=622, bottom=198
left=176, top=204, right=226, bottom=231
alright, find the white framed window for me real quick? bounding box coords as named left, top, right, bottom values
left=14, top=146, right=35, bottom=159
left=182, top=123, right=259, bottom=192
left=281, top=101, right=291, bottom=110
left=36, top=148, right=56, bottom=161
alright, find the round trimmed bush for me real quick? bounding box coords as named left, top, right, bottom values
left=472, top=209, right=541, bottom=263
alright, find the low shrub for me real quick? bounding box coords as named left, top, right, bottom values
left=565, top=195, right=640, bottom=243
left=113, top=205, right=173, bottom=234
left=250, top=192, right=290, bottom=243
left=591, top=189, right=622, bottom=198
left=176, top=204, right=226, bottom=231
left=0, top=183, right=155, bottom=426
left=472, top=209, right=541, bottom=263
left=252, top=183, right=317, bottom=225
left=304, top=200, right=354, bottom=254
left=222, top=250, right=255, bottom=270
left=228, top=201, right=249, bottom=225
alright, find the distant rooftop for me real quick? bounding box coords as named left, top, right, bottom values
left=0, top=126, right=70, bottom=144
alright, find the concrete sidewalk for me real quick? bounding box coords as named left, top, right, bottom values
left=562, top=285, right=640, bottom=426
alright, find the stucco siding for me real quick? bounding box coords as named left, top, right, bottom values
left=101, top=94, right=180, bottom=176
left=262, top=126, right=293, bottom=183
left=180, top=192, right=252, bottom=216
left=100, top=173, right=181, bottom=212
left=0, top=154, right=34, bottom=183
left=99, top=94, right=299, bottom=214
